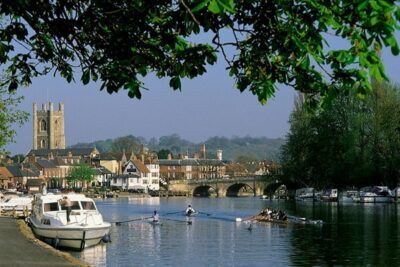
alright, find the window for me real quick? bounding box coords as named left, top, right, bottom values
left=152, top=179, right=158, bottom=184
left=81, top=201, right=96, bottom=210
left=152, top=172, right=158, bottom=177
left=44, top=202, right=59, bottom=212
left=142, top=179, right=148, bottom=184
left=61, top=201, right=80, bottom=211
left=40, top=139, right=46, bottom=148
left=40, top=120, right=47, bottom=131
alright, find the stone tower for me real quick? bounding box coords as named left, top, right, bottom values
left=33, top=102, right=66, bottom=150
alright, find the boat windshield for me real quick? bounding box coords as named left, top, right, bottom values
left=44, top=202, right=59, bottom=212
left=60, top=201, right=80, bottom=211
left=81, top=201, right=96, bottom=210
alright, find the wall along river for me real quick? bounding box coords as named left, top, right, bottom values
left=71, top=197, right=400, bottom=266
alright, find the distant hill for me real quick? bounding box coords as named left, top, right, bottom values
left=69, top=134, right=285, bottom=161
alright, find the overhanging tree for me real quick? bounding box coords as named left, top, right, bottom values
left=1, top=1, right=399, bottom=107
left=281, top=82, right=400, bottom=189
left=0, top=83, right=29, bottom=156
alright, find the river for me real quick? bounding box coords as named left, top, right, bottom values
left=71, top=197, right=400, bottom=266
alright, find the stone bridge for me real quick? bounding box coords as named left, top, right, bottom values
left=168, top=176, right=281, bottom=197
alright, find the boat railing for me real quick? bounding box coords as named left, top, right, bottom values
left=83, top=210, right=102, bottom=225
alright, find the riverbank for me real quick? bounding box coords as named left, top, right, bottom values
left=0, top=216, right=90, bottom=267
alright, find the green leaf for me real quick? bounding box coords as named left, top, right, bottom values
left=8, top=80, right=18, bottom=91
left=81, top=69, right=90, bottom=85
left=208, top=0, right=222, bottom=14
left=391, top=43, right=400, bottom=55
left=192, top=0, right=210, bottom=12
left=169, top=77, right=181, bottom=90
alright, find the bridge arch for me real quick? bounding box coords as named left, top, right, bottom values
left=226, top=183, right=254, bottom=197
left=263, top=183, right=287, bottom=199
left=192, top=185, right=217, bottom=197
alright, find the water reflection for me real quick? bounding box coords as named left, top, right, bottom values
left=73, top=198, right=400, bottom=266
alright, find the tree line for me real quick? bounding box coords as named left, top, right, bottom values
left=70, top=134, right=284, bottom=161
left=280, top=82, right=400, bottom=190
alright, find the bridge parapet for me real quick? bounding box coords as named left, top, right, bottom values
left=168, top=175, right=279, bottom=197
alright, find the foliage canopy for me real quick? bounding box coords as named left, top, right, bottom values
left=67, top=163, right=97, bottom=185
left=0, top=83, right=29, bottom=155
left=281, top=82, right=400, bottom=189
left=1, top=0, right=399, bottom=107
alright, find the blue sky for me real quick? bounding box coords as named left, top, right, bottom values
left=6, top=59, right=297, bottom=155
left=5, top=35, right=400, bottom=155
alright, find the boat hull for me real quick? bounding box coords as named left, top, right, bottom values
left=360, top=196, right=393, bottom=203
left=29, top=219, right=110, bottom=250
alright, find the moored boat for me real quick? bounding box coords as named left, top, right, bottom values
left=27, top=193, right=111, bottom=251
left=359, top=186, right=394, bottom=203
left=295, top=188, right=318, bottom=202
left=338, top=190, right=360, bottom=203
left=0, top=195, right=33, bottom=216
left=321, top=189, right=338, bottom=202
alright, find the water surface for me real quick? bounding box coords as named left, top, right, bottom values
left=72, top=197, right=400, bottom=266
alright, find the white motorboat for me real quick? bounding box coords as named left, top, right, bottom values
left=321, top=189, right=338, bottom=202
left=359, top=186, right=394, bottom=203
left=28, top=193, right=111, bottom=251
left=338, top=190, right=360, bottom=203
left=295, top=188, right=317, bottom=202
left=0, top=196, right=33, bottom=216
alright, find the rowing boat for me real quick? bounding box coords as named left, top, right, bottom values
left=147, top=220, right=162, bottom=226
left=236, top=215, right=323, bottom=226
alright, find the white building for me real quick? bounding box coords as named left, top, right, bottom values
left=109, top=159, right=159, bottom=191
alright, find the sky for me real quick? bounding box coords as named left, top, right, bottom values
left=5, top=35, right=400, bottom=156
left=6, top=59, right=297, bottom=155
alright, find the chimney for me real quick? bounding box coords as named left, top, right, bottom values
left=201, top=144, right=206, bottom=159
left=167, top=153, right=172, bottom=160
left=193, top=152, right=199, bottom=160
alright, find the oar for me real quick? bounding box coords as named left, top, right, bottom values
left=236, top=216, right=255, bottom=222
left=198, top=211, right=211, bottom=216
left=115, top=216, right=152, bottom=226
left=287, top=215, right=306, bottom=221
left=162, top=217, right=192, bottom=225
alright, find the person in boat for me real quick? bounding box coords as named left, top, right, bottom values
left=60, top=196, right=72, bottom=223
left=152, top=210, right=159, bottom=223
left=185, top=205, right=196, bottom=216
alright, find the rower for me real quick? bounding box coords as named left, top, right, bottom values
left=185, top=205, right=196, bottom=216
left=152, top=210, right=159, bottom=222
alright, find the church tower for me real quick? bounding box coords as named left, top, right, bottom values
left=33, top=102, right=66, bottom=150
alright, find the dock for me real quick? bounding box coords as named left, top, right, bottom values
left=0, top=216, right=89, bottom=267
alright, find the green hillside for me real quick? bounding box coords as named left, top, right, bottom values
left=69, top=134, right=285, bottom=161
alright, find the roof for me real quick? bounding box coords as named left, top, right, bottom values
left=157, top=159, right=199, bottom=166
left=157, top=159, right=225, bottom=166
left=95, top=167, right=113, bottom=175
left=27, top=148, right=98, bottom=157
left=36, top=159, right=57, bottom=169
left=6, top=165, right=22, bottom=176
left=99, top=152, right=122, bottom=161
left=5, top=164, right=41, bottom=177
left=131, top=160, right=150, bottom=173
